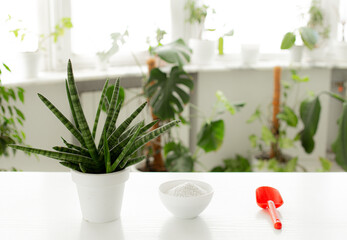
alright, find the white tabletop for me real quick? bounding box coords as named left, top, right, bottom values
left=0, top=172, right=346, bottom=240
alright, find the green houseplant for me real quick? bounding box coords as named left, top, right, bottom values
left=247, top=67, right=330, bottom=171
left=10, top=60, right=178, bottom=222
left=0, top=63, right=26, bottom=170
left=184, top=0, right=216, bottom=64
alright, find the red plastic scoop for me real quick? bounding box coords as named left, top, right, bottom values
left=256, top=186, right=284, bottom=229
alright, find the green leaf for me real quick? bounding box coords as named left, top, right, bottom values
left=92, top=79, right=109, bottom=139
left=67, top=60, right=98, bottom=161
left=107, top=102, right=147, bottom=147
left=249, top=134, right=257, bottom=148
left=127, top=120, right=180, bottom=156
left=14, top=107, right=25, bottom=120
left=3, top=63, right=11, bottom=72
left=145, top=66, right=193, bottom=120
left=111, top=123, right=143, bottom=171
left=151, top=39, right=192, bottom=67
left=123, top=156, right=146, bottom=168
left=223, top=155, right=251, bottom=172
left=292, top=74, right=309, bottom=83
left=284, top=157, right=298, bottom=172
left=164, top=142, right=194, bottom=172
left=280, top=32, right=296, bottom=49
left=103, top=131, right=112, bottom=173
left=17, top=87, right=24, bottom=103
left=215, top=90, right=245, bottom=115
left=318, top=157, right=331, bottom=172
left=98, top=79, right=120, bottom=149
left=197, top=119, right=225, bottom=152
left=332, top=102, right=347, bottom=171
left=38, top=93, right=86, bottom=148
left=102, top=84, right=125, bottom=112
left=300, top=96, right=321, bottom=153
left=279, top=136, right=294, bottom=149
left=300, top=27, right=318, bottom=50
left=247, top=107, right=262, bottom=123
left=277, top=106, right=298, bottom=127
left=9, top=145, right=95, bottom=167
left=261, top=125, right=276, bottom=146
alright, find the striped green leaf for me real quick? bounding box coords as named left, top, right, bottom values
left=111, top=122, right=143, bottom=172
left=92, top=79, right=109, bottom=139
left=65, top=79, right=80, bottom=131
left=67, top=60, right=98, bottom=161
left=38, top=93, right=86, bottom=147
left=126, top=120, right=179, bottom=157
left=61, top=137, right=90, bottom=156
left=122, top=155, right=146, bottom=169
left=107, top=100, right=123, bottom=137
left=98, top=79, right=120, bottom=149
left=10, top=144, right=93, bottom=165
left=104, top=131, right=112, bottom=173
left=108, top=102, right=147, bottom=145
left=60, top=161, right=81, bottom=171
left=53, top=146, right=89, bottom=157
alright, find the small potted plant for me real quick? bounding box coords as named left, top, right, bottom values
left=184, top=0, right=216, bottom=65
left=96, top=30, right=128, bottom=70
left=8, top=16, right=73, bottom=78
left=281, top=0, right=330, bottom=63
left=280, top=27, right=319, bottom=62
left=10, top=60, right=179, bottom=223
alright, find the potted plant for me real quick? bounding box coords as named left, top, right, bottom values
left=10, top=60, right=179, bottom=223
left=96, top=30, right=128, bottom=70
left=280, top=27, right=319, bottom=62
left=163, top=91, right=245, bottom=172
left=184, top=0, right=216, bottom=65
left=0, top=63, right=27, bottom=170
left=247, top=67, right=330, bottom=171
left=281, top=0, right=330, bottom=63
left=8, top=16, right=73, bottom=78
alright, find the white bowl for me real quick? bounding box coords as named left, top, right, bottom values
left=159, top=179, right=214, bottom=219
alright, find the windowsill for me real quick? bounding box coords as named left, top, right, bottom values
left=3, top=55, right=347, bottom=87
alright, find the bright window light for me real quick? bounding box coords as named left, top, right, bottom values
left=71, top=0, right=171, bottom=56
left=207, top=0, right=311, bottom=53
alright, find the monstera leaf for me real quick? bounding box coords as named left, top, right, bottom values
left=300, top=96, right=321, bottom=153
left=145, top=66, right=193, bottom=120
left=197, top=119, right=225, bottom=153
left=150, top=39, right=192, bottom=67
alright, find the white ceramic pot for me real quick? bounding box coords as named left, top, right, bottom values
left=16, top=51, right=41, bottom=78
left=189, top=39, right=216, bottom=65
left=71, top=168, right=130, bottom=223
left=289, top=46, right=304, bottom=63
left=241, top=44, right=259, bottom=65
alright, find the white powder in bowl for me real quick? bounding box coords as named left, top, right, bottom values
left=167, top=182, right=207, bottom=197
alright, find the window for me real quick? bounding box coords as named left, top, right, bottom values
left=70, top=0, right=171, bottom=67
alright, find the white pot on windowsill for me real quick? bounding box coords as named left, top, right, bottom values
left=16, top=51, right=41, bottom=79
left=241, top=44, right=259, bottom=65
left=289, top=45, right=304, bottom=63
left=189, top=39, right=216, bottom=65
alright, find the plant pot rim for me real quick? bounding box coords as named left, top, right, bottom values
left=71, top=167, right=129, bottom=176
left=71, top=168, right=130, bottom=188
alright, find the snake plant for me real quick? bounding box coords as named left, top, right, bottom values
left=10, top=60, right=179, bottom=173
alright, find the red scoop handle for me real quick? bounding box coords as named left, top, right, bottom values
left=267, top=200, right=282, bottom=229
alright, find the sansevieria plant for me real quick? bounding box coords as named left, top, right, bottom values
left=10, top=60, right=179, bottom=173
